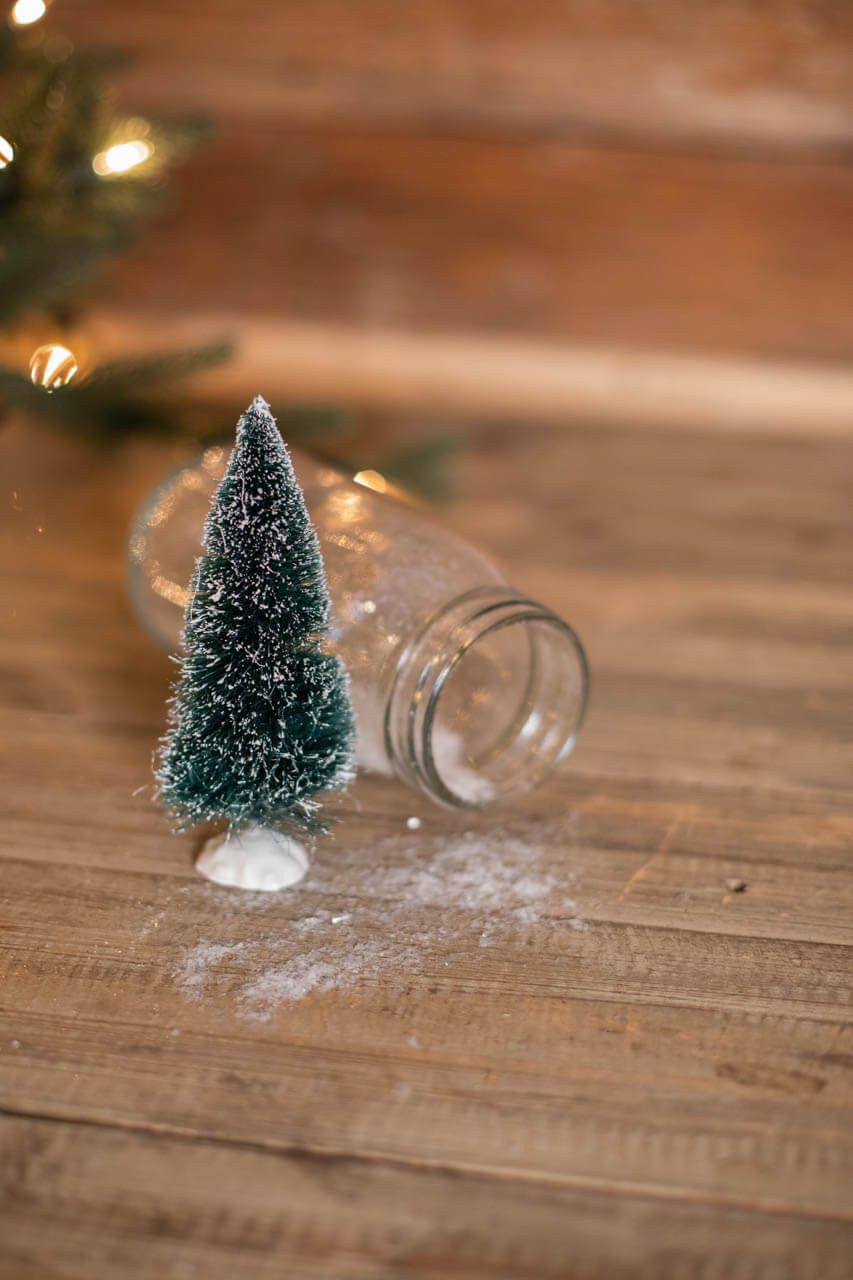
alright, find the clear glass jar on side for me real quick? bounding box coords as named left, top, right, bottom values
left=128, top=446, right=589, bottom=810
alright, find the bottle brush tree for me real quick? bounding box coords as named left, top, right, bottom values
left=156, top=396, right=356, bottom=853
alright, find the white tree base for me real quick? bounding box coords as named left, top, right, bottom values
left=196, top=826, right=309, bottom=892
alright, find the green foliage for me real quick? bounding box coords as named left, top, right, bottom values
left=0, top=27, right=210, bottom=320
left=378, top=432, right=461, bottom=502
left=0, top=341, right=234, bottom=438
left=0, top=17, right=457, bottom=495
left=275, top=404, right=349, bottom=439
left=0, top=15, right=228, bottom=436
left=308, top=426, right=461, bottom=502
left=157, top=397, right=356, bottom=834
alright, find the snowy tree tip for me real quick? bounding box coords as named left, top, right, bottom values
left=236, top=395, right=274, bottom=434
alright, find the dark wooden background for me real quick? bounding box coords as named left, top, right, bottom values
left=1, top=2, right=852, bottom=1277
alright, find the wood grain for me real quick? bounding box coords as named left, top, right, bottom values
left=3, top=1116, right=851, bottom=1280
left=39, top=0, right=853, bottom=404
left=0, top=414, right=851, bottom=1275
left=4, top=4, right=853, bottom=1270
left=58, top=0, right=853, bottom=153
left=99, top=129, right=853, bottom=366
left=70, top=314, right=853, bottom=438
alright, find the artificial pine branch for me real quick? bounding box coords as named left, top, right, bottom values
left=0, top=341, right=234, bottom=439
left=0, top=14, right=226, bottom=433
left=157, top=396, right=356, bottom=834
left=0, top=15, right=457, bottom=495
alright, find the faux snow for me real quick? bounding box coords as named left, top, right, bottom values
left=167, top=816, right=588, bottom=1016
left=430, top=726, right=495, bottom=805
left=355, top=716, right=495, bottom=807
left=196, top=826, right=309, bottom=891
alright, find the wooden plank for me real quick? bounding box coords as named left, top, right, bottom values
left=2, top=710, right=852, bottom=922
left=3, top=1115, right=851, bottom=1280
left=58, top=0, right=853, bottom=153
left=68, top=314, right=853, bottom=438
left=97, top=130, right=853, bottom=366
left=1, top=412, right=851, bottom=1272
left=1, top=898, right=851, bottom=1218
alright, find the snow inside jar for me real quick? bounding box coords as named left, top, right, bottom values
left=128, top=447, right=589, bottom=810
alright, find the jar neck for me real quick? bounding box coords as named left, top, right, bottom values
left=384, top=587, right=589, bottom=809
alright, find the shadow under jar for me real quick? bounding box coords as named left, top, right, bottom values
left=129, top=447, right=589, bottom=810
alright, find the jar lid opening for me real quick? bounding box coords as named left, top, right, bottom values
left=386, top=588, right=589, bottom=810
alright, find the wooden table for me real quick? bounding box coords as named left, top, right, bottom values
left=1, top=410, right=850, bottom=1277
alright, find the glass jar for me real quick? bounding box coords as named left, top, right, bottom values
left=128, top=446, right=589, bottom=810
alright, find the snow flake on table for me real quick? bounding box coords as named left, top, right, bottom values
left=167, top=816, right=588, bottom=1017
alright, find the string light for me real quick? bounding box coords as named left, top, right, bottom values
left=29, top=344, right=78, bottom=391
left=353, top=469, right=389, bottom=494
left=0, top=136, right=13, bottom=169
left=353, top=467, right=417, bottom=506
left=10, top=0, right=46, bottom=25
left=92, top=137, right=153, bottom=176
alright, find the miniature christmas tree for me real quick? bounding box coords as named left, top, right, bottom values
left=156, top=396, right=356, bottom=889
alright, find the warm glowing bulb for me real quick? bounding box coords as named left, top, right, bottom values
left=92, top=138, right=153, bottom=176
left=0, top=136, right=13, bottom=169
left=353, top=469, right=389, bottom=494
left=10, top=0, right=46, bottom=24
left=29, top=344, right=78, bottom=391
